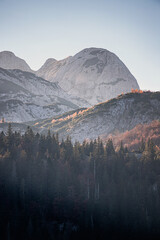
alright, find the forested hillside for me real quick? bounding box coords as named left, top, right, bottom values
left=103, top=120, right=160, bottom=151
left=0, top=125, right=160, bottom=239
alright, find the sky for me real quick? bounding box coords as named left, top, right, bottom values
left=0, top=0, right=160, bottom=91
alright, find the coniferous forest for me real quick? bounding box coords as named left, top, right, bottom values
left=0, top=124, right=160, bottom=239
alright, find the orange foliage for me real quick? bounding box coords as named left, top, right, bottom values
left=103, top=120, right=160, bottom=151
left=131, top=88, right=143, bottom=93
left=78, top=109, right=89, bottom=115
left=0, top=117, right=5, bottom=123
left=51, top=108, right=91, bottom=124
left=51, top=119, right=56, bottom=123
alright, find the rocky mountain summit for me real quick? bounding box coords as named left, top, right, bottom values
left=0, top=51, right=32, bottom=72
left=37, top=48, right=139, bottom=105
left=0, top=48, right=140, bottom=106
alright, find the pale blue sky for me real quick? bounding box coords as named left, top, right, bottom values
left=0, top=0, right=160, bottom=91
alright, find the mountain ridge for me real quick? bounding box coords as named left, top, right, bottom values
left=1, top=92, right=159, bottom=142
left=0, top=48, right=139, bottom=105
left=29, top=91, right=160, bottom=142
left=0, top=67, right=90, bottom=122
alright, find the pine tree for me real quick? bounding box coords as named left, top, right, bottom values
left=6, top=123, right=13, bottom=150
left=139, top=137, right=145, bottom=152
left=105, top=138, right=115, bottom=156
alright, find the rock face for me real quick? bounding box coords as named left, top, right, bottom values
left=36, top=58, right=64, bottom=81
left=0, top=51, right=32, bottom=72
left=30, top=92, right=160, bottom=142
left=0, top=68, right=89, bottom=122
left=37, top=48, right=139, bottom=105
left=0, top=48, right=140, bottom=106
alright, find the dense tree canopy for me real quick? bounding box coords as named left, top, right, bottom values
left=0, top=126, right=160, bottom=239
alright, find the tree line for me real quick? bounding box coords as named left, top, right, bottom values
left=0, top=124, right=160, bottom=239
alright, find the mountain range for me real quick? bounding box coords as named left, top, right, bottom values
left=0, top=48, right=139, bottom=105
left=0, top=48, right=159, bottom=143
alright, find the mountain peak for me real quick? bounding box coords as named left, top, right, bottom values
left=36, top=47, right=139, bottom=105
left=75, top=47, right=113, bottom=58
left=0, top=51, right=15, bottom=56
left=0, top=50, right=32, bottom=72
left=45, top=58, right=57, bottom=64
left=78, top=47, right=109, bottom=53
